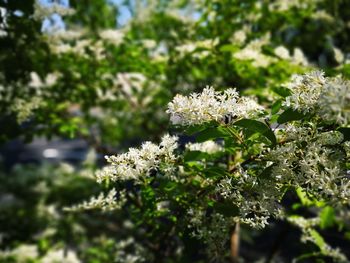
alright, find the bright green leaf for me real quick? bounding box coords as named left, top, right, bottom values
left=320, top=206, right=335, bottom=229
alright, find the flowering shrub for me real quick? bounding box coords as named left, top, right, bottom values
left=79, top=71, right=350, bottom=262
left=1, top=0, right=350, bottom=262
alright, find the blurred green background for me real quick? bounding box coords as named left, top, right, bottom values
left=0, top=0, right=350, bottom=262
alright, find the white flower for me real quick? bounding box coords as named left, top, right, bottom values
left=283, top=70, right=326, bottom=113
left=292, top=48, right=309, bottom=66
left=233, top=48, right=272, bottom=68
left=33, top=0, right=74, bottom=20
left=50, top=40, right=105, bottom=60
left=99, top=29, right=124, bottom=45
left=167, top=86, right=263, bottom=126
left=333, top=47, right=344, bottom=64
left=142, top=39, right=157, bottom=49
left=268, top=126, right=349, bottom=204
left=96, top=135, right=178, bottom=183
left=186, top=141, right=223, bottom=154
left=41, top=249, right=80, bottom=263
left=10, top=245, right=38, bottom=262
left=29, top=72, right=59, bottom=89
left=233, top=34, right=273, bottom=68
left=231, top=30, right=247, bottom=45
left=175, top=39, right=218, bottom=58
left=311, top=10, right=335, bottom=22
left=284, top=71, right=350, bottom=124
left=269, top=0, right=309, bottom=12
left=318, top=77, right=350, bottom=124
left=49, top=29, right=85, bottom=41
left=64, top=188, right=126, bottom=212
left=316, top=131, right=344, bottom=145
left=274, top=45, right=290, bottom=60
left=12, top=97, right=43, bottom=123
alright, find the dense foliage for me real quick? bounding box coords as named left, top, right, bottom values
left=0, top=0, right=350, bottom=262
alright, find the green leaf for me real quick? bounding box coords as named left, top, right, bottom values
left=295, top=187, right=313, bottom=206
left=219, top=44, right=238, bottom=52
left=277, top=108, right=305, bottom=124
left=184, top=123, right=208, bottom=135
left=309, top=229, right=326, bottom=251
left=320, top=206, right=335, bottom=229
left=202, top=166, right=228, bottom=178
left=271, top=99, right=282, bottom=115
left=163, top=181, right=178, bottom=192
left=213, top=201, right=239, bottom=217
left=272, top=86, right=291, bottom=98
left=184, top=151, right=206, bottom=162
left=258, top=165, right=275, bottom=180
left=232, top=119, right=276, bottom=146
left=337, top=127, right=350, bottom=141
left=196, top=127, right=229, bottom=142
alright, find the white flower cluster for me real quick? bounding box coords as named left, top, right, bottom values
left=0, top=7, right=7, bottom=37
left=97, top=72, right=155, bottom=107
left=50, top=39, right=105, bottom=60
left=64, top=188, right=126, bottom=212
left=29, top=72, right=59, bottom=89
left=185, top=140, right=223, bottom=154
left=268, top=126, right=349, bottom=204
left=333, top=46, right=344, bottom=64
left=317, top=77, right=350, bottom=125
left=33, top=0, right=75, bottom=21
left=0, top=244, right=38, bottom=263
left=49, top=29, right=85, bottom=41
left=284, top=71, right=350, bottom=125
left=96, top=135, right=178, bottom=183
left=114, top=237, right=152, bottom=263
left=11, top=97, right=43, bottom=123
left=0, top=246, right=81, bottom=263
left=269, top=0, right=312, bottom=12
left=284, top=70, right=326, bottom=113
left=274, top=46, right=290, bottom=60
left=299, top=141, right=349, bottom=203
left=274, top=46, right=309, bottom=66
left=187, top=208, right=233, bottom=260
left=167, top=86, right=264, bottom=126
left=215, top=167, right=280, bottom=229
left=41, top=249, right=81, bottom=263
left=233, top=35, right=272, bottom=68
left=0, top=71, right=60, bottom=123
left=99, top=29, right=125, bottom=45
left=175, top=39, right=218, bottom=58
left=231, top=29, right=247, bottom=45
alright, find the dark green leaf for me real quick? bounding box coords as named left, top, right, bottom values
left=213, top=201, right=239, bottom=217
left=203, top=167, right=227, bottom=178
left=272, top=86, right=291, bottom=98
left=233, top=119, right=276, bottom=146
left=184, top=151, right=206, bottom=162
left=258, top=165, right=275, bottom=180
left=183, top=121, right=218, bottom=135
left=337, top=127, right=350, bottom=141
left=277, top=108, right=305, bottom=124
left=196, top=127, right=229, bottom=142
left=271, top=99, right=282, bottom=115
left=184, top=124, right=208, bottom=135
